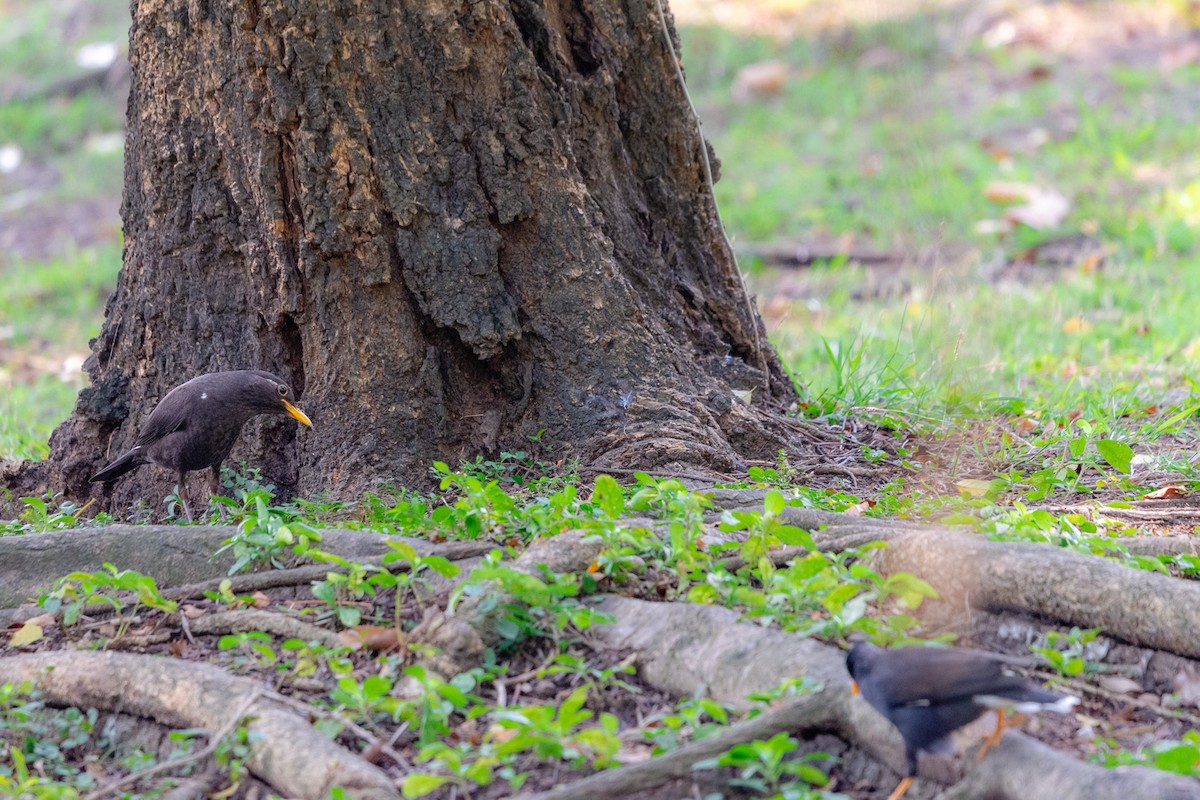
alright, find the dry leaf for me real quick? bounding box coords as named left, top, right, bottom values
left=10, top=622, right=43, bottom=647
left=1007, top=189, right=1069, bottom=229
left=955, top=479, right=994, bottom=498
left=843, top=499, right=876, bottom=516
left=1016, top=417, right=1037, bottom=431
left=21, top=612, right=57, bottom=628
left=731, top=60, right=788, bottom=101
left=983, top=181, right=1070, bottom=230
left=339, top=625, right=403, bottom=652
left=250, top=591, right=271, bottom=608
left=182, top=604, right=206, bottom=619
left=1144, top=485, right=1187, bottom=500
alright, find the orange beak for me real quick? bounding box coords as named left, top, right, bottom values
left=282, top=399, right=313, bottom=427
left=852, top=680, right=860, bottom=696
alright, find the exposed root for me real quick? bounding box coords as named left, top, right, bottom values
left=186, top=609, right=343, bottom=649
left=0, top=525, right=490, bottom=619
left=0, top=651, right=399, bottom=799
left=935, top=731, right=1200, bottom=800
left=580, top=595, right=1197, bottom=799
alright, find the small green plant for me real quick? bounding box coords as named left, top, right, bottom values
left=537, top=652, right=640, bottom=696
left=213, top=723, right=261, bottom=786
left=628, top=473, right=711, bottom=590
left=451, top=552, right=607, bottom=646
left=0, top=746, right=80, bottom=799
left=217, top=631, right=278, bottom=670
left=3, top=494, right=88, bottom=535
left=643, top=694, right=734, bottom=753
left=402, top=740, right=503, bottom=799
left=39, top=564, right=177, bottom=635
left=694, top=732, right=843, bottom=800
left=718, top=490, right=816, bottom=582
left=308, top=551, right=381, bottom=628
left=489, top=687, right=620, bottom=768
left=1032, top=627, right=1102, bottom=677
left=1093, top=730, right=1200, bottom=777
left=214, top=490, right=321, bottom=574
left=0, top=681, right=98, bottom=792
left=378, top=540, right=462, bottom=620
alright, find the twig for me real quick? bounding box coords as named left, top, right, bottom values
left=82, top=689, right=263, bottom=800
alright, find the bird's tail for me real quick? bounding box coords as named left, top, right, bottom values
left=976, top=688, right=1079, bottom=714
left=90, top=449, right=146, bottom=483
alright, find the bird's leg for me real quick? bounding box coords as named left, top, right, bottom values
left=886, top=776, right=914, bottom=800
left=207, top=464, right=223, bottom=518
left=178, top=471, right=193, bottom=523
left=976, top=708, right=1023, bottom=761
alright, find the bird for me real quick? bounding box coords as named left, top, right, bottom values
left=846, top=642, right=1078, bottom=800
left=90, top=370, right=312, bottom=521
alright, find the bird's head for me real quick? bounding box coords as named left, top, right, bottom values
left=243, top=371, right=313, bottom=427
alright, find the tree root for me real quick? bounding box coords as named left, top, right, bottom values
left=185, top=609, right=343, bottom=649
left=0, top=525, right=491, bottom=620
left=0, top=651, right=399, bottom=800
left=935, top=730, right=1200, bottom=800
left=810, top=524, right=1200, bottom=661
left=578, top=595, right=1197, bottom=799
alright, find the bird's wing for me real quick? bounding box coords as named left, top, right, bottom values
left=134, top=391, right=191, bottom=446
left=877, top=648, right=1013, bottom=706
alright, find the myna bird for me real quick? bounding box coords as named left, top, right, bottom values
left=90, top=370, right=312, bottom=521
left=846, top=642, right=1078, bottom=800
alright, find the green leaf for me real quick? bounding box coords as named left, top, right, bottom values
left=764, top=490, right=785, bottom=516
left=337, top=605, right=362, bottom=627
left=401, top=773, right=450, bottom=798
left=1068, top=436, right=1087, bottom=458
left=592, top=474, right=625, bottom=519
left=1096, top=439, right=1134, bottom=474
left=772, top=524, right=815, bottom=549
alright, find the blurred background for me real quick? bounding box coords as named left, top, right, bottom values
left=4, top=0, right=1200, bottom=464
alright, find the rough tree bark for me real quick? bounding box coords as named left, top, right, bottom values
left=14, top=0, right=801, bottom=510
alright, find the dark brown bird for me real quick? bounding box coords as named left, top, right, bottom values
left=846, top=642, right=1078, bottom=800
left=90, top=370, right=312, bottom=520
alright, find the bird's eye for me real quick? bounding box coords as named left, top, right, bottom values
left=278, top=385, right=288, bottom=397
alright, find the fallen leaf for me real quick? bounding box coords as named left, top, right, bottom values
left=1144, top=486, right=1187, bottom=500
left=983, top=181, right=1070, bottom=230
left=10, top=622, right=43, bottom=647
left=250, top=591, right=271, bottom=608
left=21, top=612, right=56, bottom=628
left=732, top=60, right=788, bottom=101
left=843, top=500, right=876, bottom=516
left=182, top=604, right=206, bottom=619
left=1006, top=188, right=1069, bottom=229
left=955, top=479, right=994, bottom=498
left=339, top=625, right=402, bottom=652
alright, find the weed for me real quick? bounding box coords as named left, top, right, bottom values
left=39, top=564, right=177, bottom=635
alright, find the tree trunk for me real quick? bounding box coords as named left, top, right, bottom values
left=29, top=0, right=796, bottom=508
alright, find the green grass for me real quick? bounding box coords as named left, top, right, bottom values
left=676, top=9, right=1200, bottom=469
left=4, top=1, right=1200, bottom=504
left=0, top=245, right=120, bottom=459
